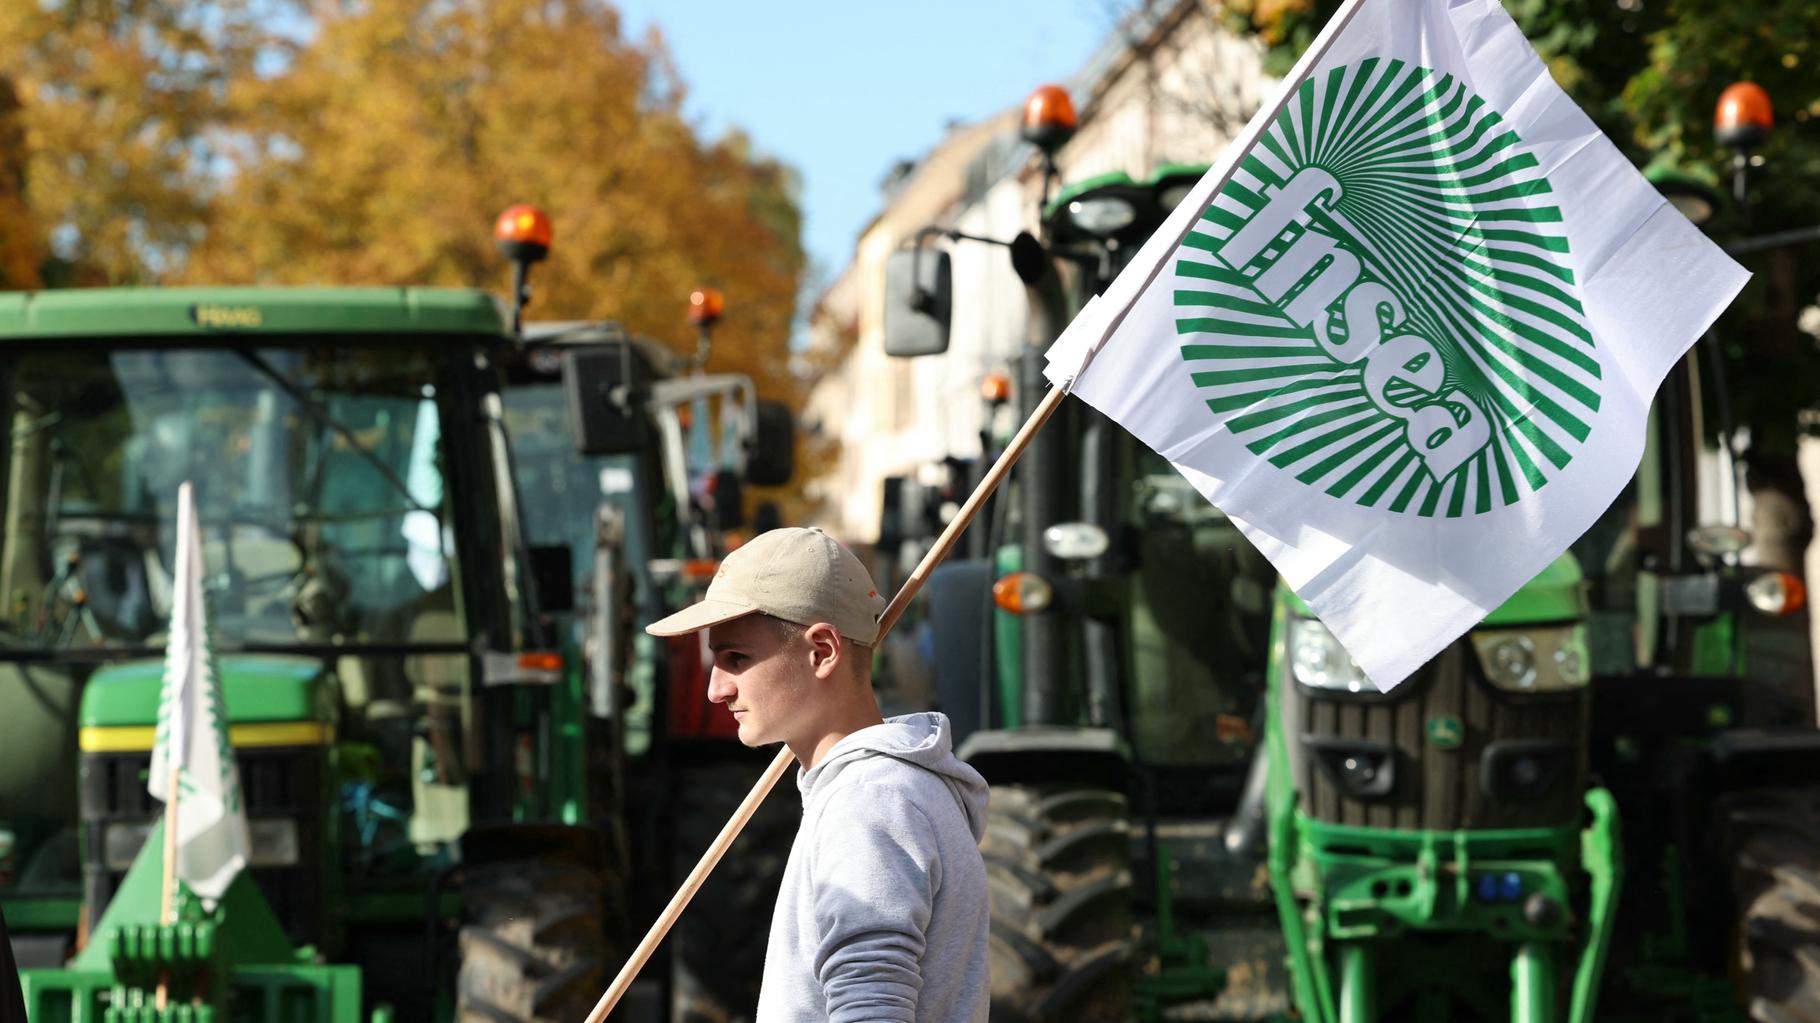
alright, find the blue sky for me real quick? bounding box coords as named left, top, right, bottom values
left=612, top=2, right=1115, bottom=280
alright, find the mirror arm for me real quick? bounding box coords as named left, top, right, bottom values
left=1723, top=223, right=1820, bottom=256
left=907, top=225, right=1021, bottom=313
left=735, top=376, right=757, bottom=477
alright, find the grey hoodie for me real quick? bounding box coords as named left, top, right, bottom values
left=756, top=712, right=990, bottom=1023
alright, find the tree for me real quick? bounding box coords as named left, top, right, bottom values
left=1226, top=0, right=1820, bottom=570
left=0, top=76, right=42, bottom=289
left=1619, top=0, right=1820, bottom=572
left=181, top=0, right=806, bottom=409
left=0, top=0, right=262, bottom=285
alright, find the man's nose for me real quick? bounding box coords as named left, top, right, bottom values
left=707, top=667, right=735, bottom=705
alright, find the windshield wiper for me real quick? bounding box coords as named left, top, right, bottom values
left=233, top=350, right=433, bottom=516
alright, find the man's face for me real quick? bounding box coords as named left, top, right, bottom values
left=706, top=615, right=812, bottom=747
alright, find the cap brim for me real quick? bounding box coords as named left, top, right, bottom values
left=644, top=598, right=759, bottom=637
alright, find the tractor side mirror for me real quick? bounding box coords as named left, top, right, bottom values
left=562, top=345, right=650, bottom=455
left=1009, top=231, right=1047, bottom=286
left=746, top=400, right=796, bottom=486
left=884, top=246, right=951, bottom=358
left=528, top=543, right=575, bottom=613
left=712, top=468, right=746, bottom=532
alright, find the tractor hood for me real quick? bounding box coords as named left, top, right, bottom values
left=78, top=655, right=331, bottom=754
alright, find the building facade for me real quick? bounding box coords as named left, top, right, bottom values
left=805, top=0, right=1274, bottom=544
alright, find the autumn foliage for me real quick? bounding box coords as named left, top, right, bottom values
left=0, top=0, right=806, bottom=407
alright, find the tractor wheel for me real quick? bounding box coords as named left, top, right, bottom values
left=1727, top=789, right=1820, bottom=1023
left=670, top=760, right=799, bottom=1023
left=981, top=784, right=1135, bottom=1022
left=458, top=828, right=617, bottom=1023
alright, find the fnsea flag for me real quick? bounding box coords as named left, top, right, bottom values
left=1045, top=0, right=1747, bottom=689
left=148, top=481, right=249, bottom=904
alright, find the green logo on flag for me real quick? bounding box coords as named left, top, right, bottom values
left=1173, top=59, right=1600, bottom=518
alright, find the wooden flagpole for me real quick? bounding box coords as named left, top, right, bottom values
left=579, top=10, right=1394, bottom=1017
left=155, top=764, right=180, bottom=1009
left=582, top=386, right=1068, bottom=1022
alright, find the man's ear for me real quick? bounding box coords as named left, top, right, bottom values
left=803, top=622, right=843, bottom=681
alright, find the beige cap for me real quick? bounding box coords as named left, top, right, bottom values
left=645, top=527, right=886, bottom=644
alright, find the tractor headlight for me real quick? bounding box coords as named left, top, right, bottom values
left=1289, top=617, right=1370, bottom=693
left=1471, top=627, right=1589, bottom=692
left=1747, top=571, right=1807, bottom=617
left=1157, top=182, right=1196, bottom=214
left=1066, top=196, right=1136, bottom=236
left=1042, top=522, right=1109, bottom=561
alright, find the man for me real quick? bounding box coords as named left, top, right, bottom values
left=647, top=527, right=990, bottom=1023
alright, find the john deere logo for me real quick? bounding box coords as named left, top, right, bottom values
left=1426, top=715, right=1463, bottom=750
left=190, top=303, right=263, bottom=329
left=1174, top=60, right=1599, bottom=518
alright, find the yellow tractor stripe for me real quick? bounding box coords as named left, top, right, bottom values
left=79, top=721, right=332, bottom=753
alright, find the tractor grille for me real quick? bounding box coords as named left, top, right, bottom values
left=80, top=746, right=328, bottom=942
left=1282, top=638, right=1588, bottom=831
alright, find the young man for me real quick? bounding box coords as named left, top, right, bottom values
left=647, top=526, right=990, bottom=1023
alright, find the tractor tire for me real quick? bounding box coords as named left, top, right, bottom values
left=458, top=833, right=616, bottom=1023
left=670, top=760, right=799, bottom=1023
left=980, top=784, right=1135, bottom=1022
left=1726, top=788, right=1820, bottom=1023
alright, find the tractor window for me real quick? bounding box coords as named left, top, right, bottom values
left=1124, top=444, right=1273, bottom=768
left=1570, top=400, right=1665, bottom=675
left=0, top=345, right=464, bottom=649
left=500, top=378, right=674, bottom=758
left=499, top=381, right=662, bottom=596
left=1567, top=344, right=1734, bottom=679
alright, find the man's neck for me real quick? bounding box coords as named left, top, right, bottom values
left=789, top=689, right=884, bottom=770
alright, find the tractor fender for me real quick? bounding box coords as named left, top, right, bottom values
left=927, top=558, right=995, bottom=748
left=1706, top=727, right=1820, bottom=790
left=957, top=726, right=1130, bottom=790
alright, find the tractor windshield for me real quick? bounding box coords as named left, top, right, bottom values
left=0, top=343, right=462, bottom=650
left=500, top=374, right=683, bottom=758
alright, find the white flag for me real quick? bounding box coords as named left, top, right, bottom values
left=148, top=482, right=250, bottom=903
left=1047, top=0, right=1747, bottom=689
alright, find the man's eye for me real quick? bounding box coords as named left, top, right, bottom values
left=723, top=654, right=747, bottom=669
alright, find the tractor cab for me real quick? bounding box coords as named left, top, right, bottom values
left=0, top=286, right=602, bottom=1022
left=496, top=308, right=798, bottom=1019
left=884, top=100, right=1286, bottom=1011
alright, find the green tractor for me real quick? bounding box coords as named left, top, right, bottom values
left=887, top=104, right=1288, bottom=1019
left=1, top=281, right=622, bottom=1023
left=888, top=84, right=1817, bottom=1022
left=497, top=305, right=799, bottom=1021
left=1264, top=334, right=1817, bottom=1022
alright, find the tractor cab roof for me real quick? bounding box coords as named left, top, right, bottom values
left=519, top=320, right=685, bottom=378
left=0, top=285, right=510, bottom=340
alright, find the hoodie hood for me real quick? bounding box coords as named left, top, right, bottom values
left=798, top=711, right=988, bottom=841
